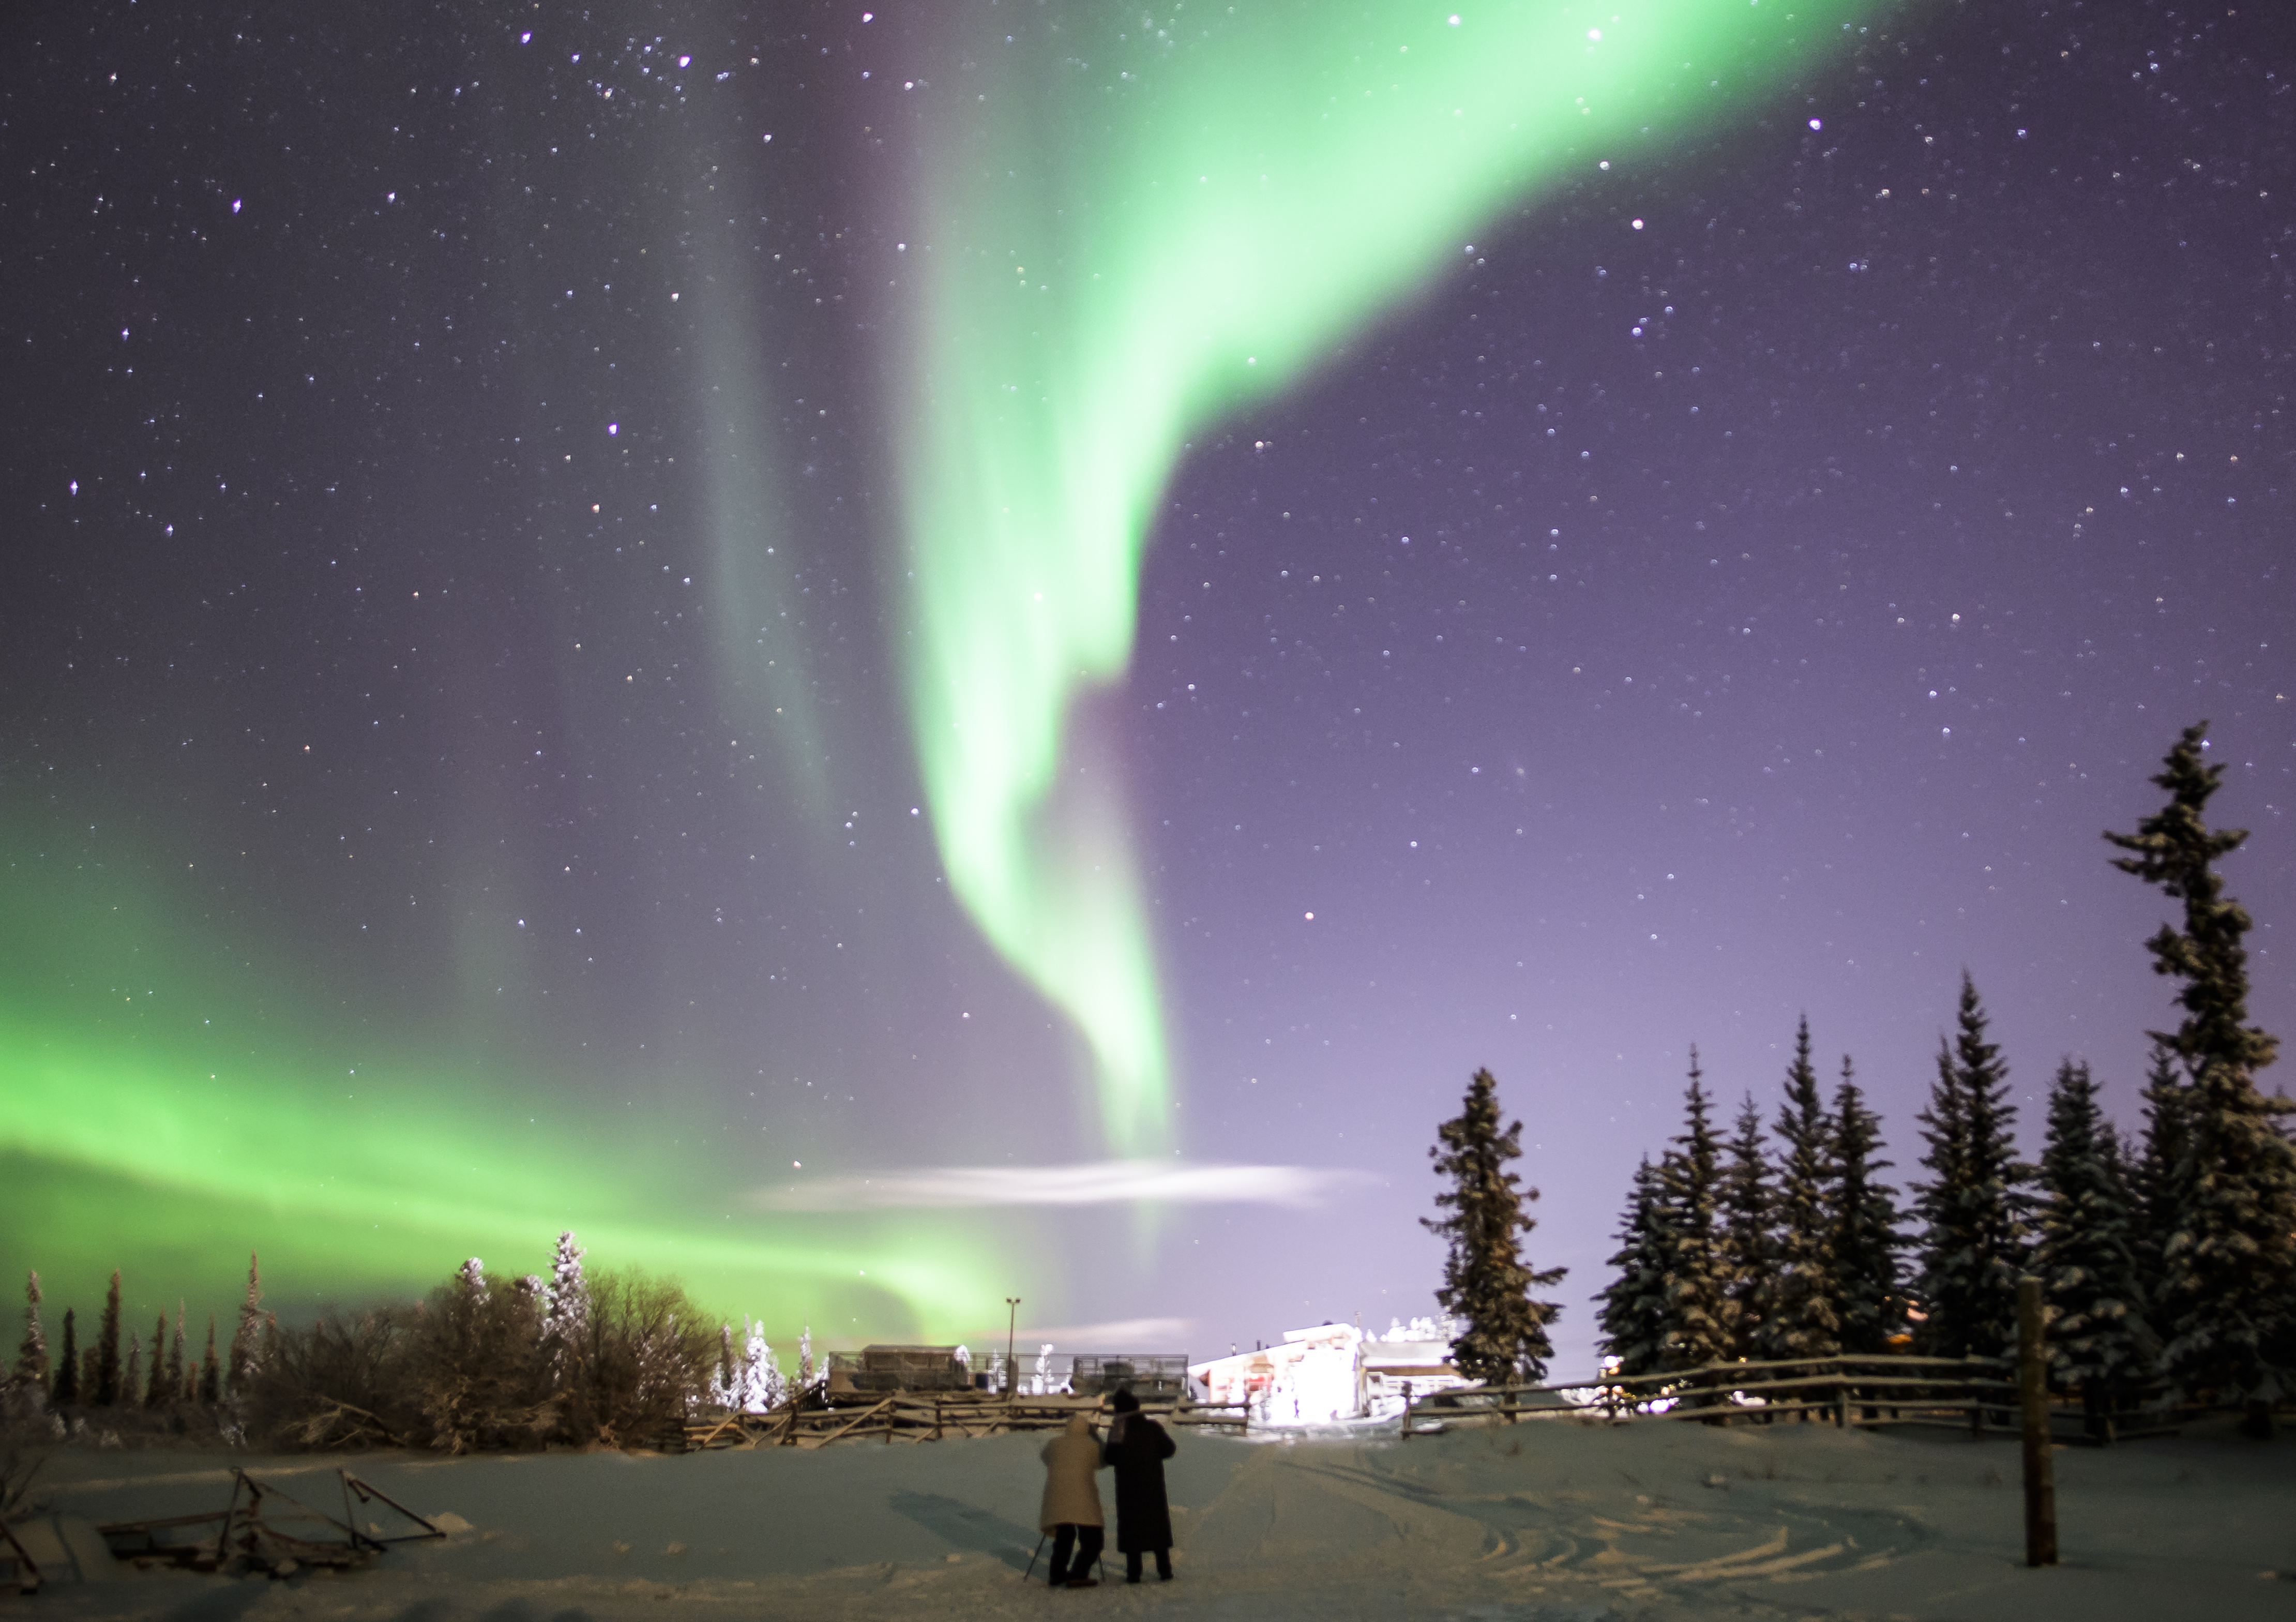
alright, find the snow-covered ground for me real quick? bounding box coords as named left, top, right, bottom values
left=12, top=1413, right=2292, bottom=1619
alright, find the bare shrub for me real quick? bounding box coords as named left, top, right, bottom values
left=243, top=1306, right=419, bottom=1450
left=571, top=1270, right=717, bottom=1449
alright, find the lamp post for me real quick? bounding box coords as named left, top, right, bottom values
left=1005, top=1297, right=1022, bottom=1401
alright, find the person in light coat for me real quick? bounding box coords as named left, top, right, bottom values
left=1038, top=1412, right=1107, bottom=1586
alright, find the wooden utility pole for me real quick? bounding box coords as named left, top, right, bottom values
left=1005, top=1298, right=1021, bottom=1403
left=2016, top=1275, right=2058, bottom=1567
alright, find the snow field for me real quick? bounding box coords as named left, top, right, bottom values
left=18, top=1411, right=2294, bottom=1620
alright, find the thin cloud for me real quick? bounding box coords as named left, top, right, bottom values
left=747, top=1159, right=1376, bottom=1213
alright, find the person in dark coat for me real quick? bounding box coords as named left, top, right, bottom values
left=1100, top=1388, right=1177, bottom=1582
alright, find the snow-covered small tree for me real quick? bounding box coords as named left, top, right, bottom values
left=1033, top=1342, right=1056, bottom=1396
left=228, top=1253, right=264, bottom=1391
left=1658, top=1056, right=1735, bottom=1371
left=798, top=1325, right=818, bottom=1395
left=1761, top=1019, right=1842, bottom=1363
left=457, top=1258, right=489, bottom=1303
left=1424, top=1068, right=1566, bottom=1384
left=1911, top=974, right=2029, bottom=1360
left=741, top=1319, right=783, bottom=1410
left=1596, top=1158, right=1674, bottom=1378
left=1832, top=1060, right=1908, bottom=1355
left=1718, top=1093, right=1774, bottom=1361
left=95, top=1271, right=123, bottom=1406
left=15, top=1271, right=47, bottom=1389
left=2105, top=722, right=2296, bottom=1431
left=711, top=1324, right=738, bottom=1408
left=2036, top=1058, right=2157, bottom=1438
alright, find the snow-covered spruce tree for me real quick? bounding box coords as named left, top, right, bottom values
left=1659, top=1054, right=1735, bottom=1371
left=1831, top=1059, right=1908, bottom=1356
left=228, top=1253, right=263, bottom=1392
left=798, top=1326, right=818, bottom=1395
left=95, top=1271, right=123, bottom=1406
left=541, top=1232, right=591, bottom=1381
left=1596, top=1159, right=1674, bottom=1378
left=1761, top=1019, right=1842, bottom=1364
left=53, top=1310, right=79, bottom=1405
left=2037, top=1058, right=2156, bottom=1438
left=2105, top=722, right=2296, bottom=1431
left=1718, top=1093, right=1774, bottom=1361
left=1911, top=973, right=2029, bottom=1360
left=16, top=1271, right=47, bottom=1389
left=1423, top=1068, right=1566, bottom=1384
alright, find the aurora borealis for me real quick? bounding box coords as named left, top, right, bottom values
left=897, top=0, right=1875, bottom=1150
left=5, top=1, right=2292, bottom=1375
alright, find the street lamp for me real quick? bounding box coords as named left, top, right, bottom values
left=1005, top=1297, right=1022, bottom=1400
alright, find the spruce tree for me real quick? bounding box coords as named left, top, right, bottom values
left=1660, top=1053, right=1735, bottom=1370
left=145, top=1313, right=171, bottom=1405
left=198, top=1317, right=220, bottom=1405
left=165, top=1304, right=186, bottom=1406
left=124, top=1333, right=143, bottom=1409
left=1832, top=1058, right=1908, bottom=1355
left=1423, top=1068, right=1567, bottom=1384
left=95, top=1271, right=123, bottom=1405
left=1718, top=1093, right=1774, bottom=1361
left=228, top=1253, right=263, bottom=1391
left=2105, top=722, right=2296, bottom=1430
left=1912, top=974, right=2029, bottom=1359
left=2133, top=1042, right=2188, bottom=1289
left=16, top=1270, right=47, bottom=1389
left=2036, top=1058, right=2156, bottom=1438
left=1762, top=1019, right=1842, bottom=1362
left=1596, top=1158, right=1673, bottom=1377
left=53, top=1309, right=79, bottom=1405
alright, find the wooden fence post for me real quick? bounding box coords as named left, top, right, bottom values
left=2017, top=1276, right=2058, bottom=1567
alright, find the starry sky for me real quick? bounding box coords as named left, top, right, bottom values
left=4, top=0, right=2290, bottom=1379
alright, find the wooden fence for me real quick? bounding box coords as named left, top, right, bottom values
left=1402, top=1354, right=2035, bottom=1436
left=679, top=1391, right=1250, bottom=1451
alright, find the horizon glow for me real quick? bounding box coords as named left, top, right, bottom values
left=894, top=0, right=1878, bottom=1152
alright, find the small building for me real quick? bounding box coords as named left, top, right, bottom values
left=825, top=1344, right=972, bottom=1393
left=1069, top=1353, right=1190, bottom=1400
left=1188, top=1316, right=1472, bottom=1424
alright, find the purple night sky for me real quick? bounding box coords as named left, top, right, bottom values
left=3, top=0, right=2289, bottom=1376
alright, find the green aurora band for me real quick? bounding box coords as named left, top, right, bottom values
left=897, top=0, right=1880, bottom=1152
left=0, top=840, right=998, bottom=1331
